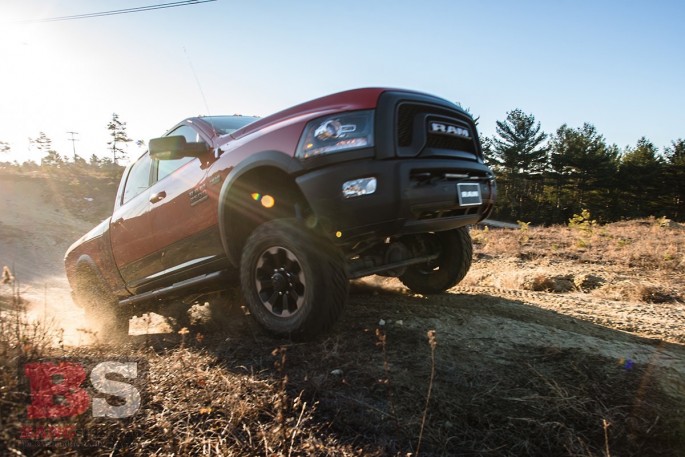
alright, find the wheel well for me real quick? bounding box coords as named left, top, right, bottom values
left=222, top=167, right=312, bottom=265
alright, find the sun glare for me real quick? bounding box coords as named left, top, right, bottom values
left=0, top=20, right=48, bottom=83
left=0, top=6, right=75, bottom=163
left=1, top=24, right=29, bottom=52
left=0, top=4, right=41, bottom=51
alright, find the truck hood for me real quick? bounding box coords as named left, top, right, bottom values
left=228, top=87, right=390, bottom=141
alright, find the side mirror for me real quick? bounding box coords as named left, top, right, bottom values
left=149, top=136, right=209, bottom=160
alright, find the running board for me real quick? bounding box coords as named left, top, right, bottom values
left=119, top=270, right=227, bottom=307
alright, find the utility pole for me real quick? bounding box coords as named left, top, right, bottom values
left=66, top=131, right=79, bottom=160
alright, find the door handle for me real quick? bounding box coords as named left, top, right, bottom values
left=150, top=191, right=167, bottom=204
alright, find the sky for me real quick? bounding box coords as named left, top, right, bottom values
left=0, top=0, right=683, bottom=165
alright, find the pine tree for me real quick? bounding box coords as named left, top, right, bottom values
left=665, top=138, right=685, bottom=166
left=622, top=137, right=662, bottom=167
left=107, top=113, right=132, bottom=165
left=618, top=137, right=665, bottom=218
left=488, top=109, right=549, bottom=221
left=490, top=109, right=549, bottom=175
left=40, top=150, right=65, bottom=168
left=549, top=124, right=618, bottom=221
left=30, top=132, right=53, bottom=155
left=0, top=141, right=11, bottom=163
left=664, top=139, right=685, bottom=220
left=30, top=132, right=65, bottom=168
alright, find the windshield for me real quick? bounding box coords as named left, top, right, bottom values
left=202, top=115, right=260, bottom=135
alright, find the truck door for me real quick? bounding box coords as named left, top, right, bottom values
left=147, top=124, right=224, bottom=282
left=110, top=152, right=162, bottom=289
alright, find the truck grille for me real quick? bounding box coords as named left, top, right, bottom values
left=397, top=104, right=423, bottom=147
left=396, top=103, right=479, bottom=160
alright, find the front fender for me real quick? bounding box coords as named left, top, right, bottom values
left=217, top=150, right=305, bottom=266
left=64, top=217, right=128, bottom=299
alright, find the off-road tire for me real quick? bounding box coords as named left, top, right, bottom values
left=399, top=227, right=473, bottom=294
left=240, top=218, right=348, bottom=339
left=74, top=270, right=129, bottom=341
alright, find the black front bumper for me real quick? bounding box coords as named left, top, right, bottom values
left=296, top=157, right=496, bottom=244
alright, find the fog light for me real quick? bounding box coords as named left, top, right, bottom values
left=342, top=177, right=377, bottom=198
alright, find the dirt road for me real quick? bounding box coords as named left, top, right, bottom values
left=2, top=170, right=684, bottom=455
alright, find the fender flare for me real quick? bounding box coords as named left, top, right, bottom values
left=71, top=255, right=113, bottom=305
left=218, top=150, right=306, bottom=266
left=73, top=255, right=112, bottom=287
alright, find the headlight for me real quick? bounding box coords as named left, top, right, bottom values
left=296, top=110, right=374, bottom=159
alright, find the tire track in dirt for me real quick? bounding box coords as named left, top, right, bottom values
left=453, top=285, right=685, bottom=344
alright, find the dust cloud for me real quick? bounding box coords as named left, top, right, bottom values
left=17, top=276, right=92, bottom=346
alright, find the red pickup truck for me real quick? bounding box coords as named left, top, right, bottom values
left=65, top=88, right=496, bottom=339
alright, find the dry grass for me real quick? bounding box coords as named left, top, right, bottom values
left=470, top=218, right=685, bottom=304
left=473, top=218, right=685, bottom=271
left=0, top=274, right=61, bottom=361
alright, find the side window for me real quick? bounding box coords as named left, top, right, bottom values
left=122, top=153, right=152, bottom=204
left=156, top=125, right=205, bottom=182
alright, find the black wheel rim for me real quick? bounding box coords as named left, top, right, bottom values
left=254, top=246, right=306, bottom=318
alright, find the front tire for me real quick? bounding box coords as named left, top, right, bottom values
left=240, top=219, right=348, bottom=339
left=399, top=227, right=473, bottom=294
left=73, top=270, right=129, bottom=341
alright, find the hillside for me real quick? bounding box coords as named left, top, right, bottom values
left=1, top=168, right=684, bottom=455
left=0, top=168, right=119, bottom=282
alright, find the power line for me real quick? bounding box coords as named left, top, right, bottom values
left=12, top=0, right=217, bottom=24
